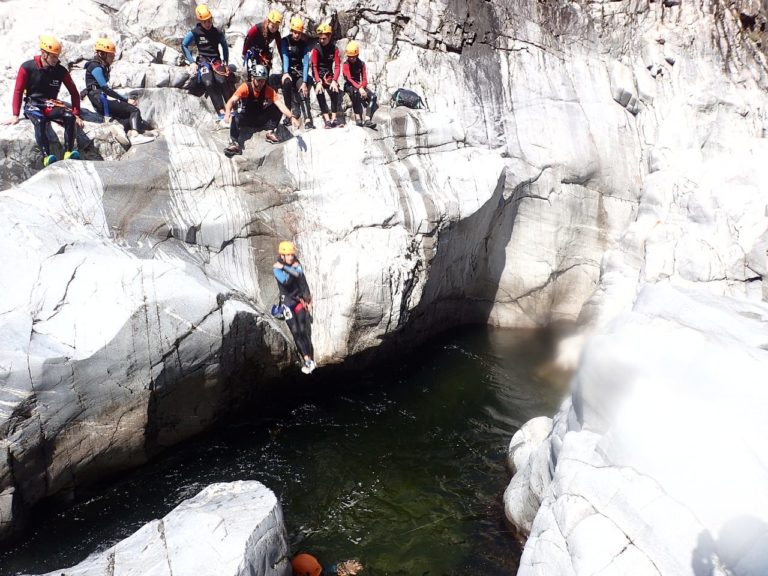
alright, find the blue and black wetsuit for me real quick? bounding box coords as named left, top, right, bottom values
left=273, top=258, right=313, bottom=360
left=280, top=33, right=313, bottom=122
left=85, top=58, right=144, bottom=132
left=182, top=23, right=231, bottom=112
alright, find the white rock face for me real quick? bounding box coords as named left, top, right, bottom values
left=508, top=284, right=768, bottom=575
left=30, top=481, right=290, bottom=576
left=0, top=0, right=766, bottom=557
left=503, top=415, right=554, bottom=534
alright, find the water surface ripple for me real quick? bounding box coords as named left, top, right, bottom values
left=0, top=327, right=563, bottom=576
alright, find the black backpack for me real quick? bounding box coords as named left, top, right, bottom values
left=391, top=88, right=425, bottom=109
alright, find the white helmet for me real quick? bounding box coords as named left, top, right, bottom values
left=249, top=63, right=268, bottom=80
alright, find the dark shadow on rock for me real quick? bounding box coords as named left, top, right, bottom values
left=79, top=109, right=104, bottom=123
left=145, top=302, right=291, bottom=455
left=398, top=169, right=515, bottom=345
left=322, top=164, right=523, bottom=374
left=692, top=516, right=768, bottom=575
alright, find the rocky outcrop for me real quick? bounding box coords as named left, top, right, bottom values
left=30, top=481, right=290, bottom=576
left=0, top=104, right=507, bottom=537
left=0, top=0, right=766, bottom=555
left=506, top=284, right=768, bottom=575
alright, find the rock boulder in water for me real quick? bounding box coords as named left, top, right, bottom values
left=30, top=481, right=290, bottom=576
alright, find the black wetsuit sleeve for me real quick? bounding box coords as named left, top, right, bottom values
left=298, top=273, right=312, bottom=302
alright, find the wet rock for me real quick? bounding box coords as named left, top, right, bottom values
left=30, top=481, right=290, bottom=576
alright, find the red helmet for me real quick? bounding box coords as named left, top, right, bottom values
left=291, top=554, right=322, bottom=576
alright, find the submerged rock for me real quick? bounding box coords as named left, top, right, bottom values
left=30, top=481, right=290, bottom=576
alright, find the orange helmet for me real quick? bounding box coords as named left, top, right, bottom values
left=316, top=23, right=332, bottom=35
left=195, top=4, right=213, bottom=21
left=345, top=41, right=359, bottom=57
left=291, top=554, right=322, bottom=576
left=95, top=37, right=116, bottom=54
left=267, top=10, right=282, bottom=24
left=289, top=16, right=304, bottom=32
left=278, top=241, right=296, bottom=255
left=39, top=34, right=62, bottom=56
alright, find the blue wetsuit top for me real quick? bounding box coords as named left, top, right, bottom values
left=274, top=262, right=311, bottom=309
left=85, top=61, right=128, bottom=102
left=273, top=263, right=303, bottom=284
left=281, top=35, right=311, bottom=81
left=182, top=25, right=229, bottom=64
left=92, top=67, right=128, bottom=101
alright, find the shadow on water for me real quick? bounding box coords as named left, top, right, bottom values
left=0, top=326, right=565, bottom=576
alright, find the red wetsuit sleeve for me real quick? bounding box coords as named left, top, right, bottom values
left=243, top=25, right=258, bottom=55
left=332, top=48, right=341, bottom=81
left=11, top=65, right=28, bottom=117
left=62, top=73, right=80, bottom=116
left=310, top=49, right=320, bottom=82
left=360, top=61, right=368, bottom=89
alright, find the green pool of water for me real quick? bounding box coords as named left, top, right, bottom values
left=0, top=327, right=564, bottom=575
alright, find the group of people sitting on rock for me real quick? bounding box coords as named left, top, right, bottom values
left=3, top=33, right=155, bottom=166
left=2, top=4, right=379, bottom=166
left=185, top=5, right=379, bottom=156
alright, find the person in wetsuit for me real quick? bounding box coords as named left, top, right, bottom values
left=280, top=16, right=314, bottom=130
left=273, top=241, right=316, bottom=374
left=222, top=63, right=299, bottom=156
left=84, top=37, right=153, bottom=145
left=3, top=34, right=83, bottom=167
left=342, top=41, right=378, bottom=128
left=291, top=553, right=363, bottom=576
left=182, top=4, right=232, bottom=119
left=242, top=10, right=283, bottom=77
left=310, top=23, right=343, bottom=128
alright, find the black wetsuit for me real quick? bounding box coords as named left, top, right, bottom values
left=280, top=34, right=313, bottom=121
left=12, top=56, right=80, bottom=156
left=311, top=42, right=341, bottom=117
left=85, top=59, right=143, bottom=131
left=343, top=58, right=378, bottom=119
left=230, top=82, right=282, bottom=144
left=273, top=259, right=313, bottom=360
left=243, top=21, right=282, bottom=73
left=183, top=23, right=232, bottom=112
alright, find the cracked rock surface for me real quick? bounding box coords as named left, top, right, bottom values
left=29, top=481, right=290, bottom=576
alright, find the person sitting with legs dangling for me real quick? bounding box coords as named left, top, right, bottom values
left=311, top=23, right=344, bottom=128
left=182, top=4, right=233, bottom=121
left=3, top=34, right=83, bottom=167
left=222, top=63, right=300, bottom=156
left=84, top=37, right=154, bottom=146
left=280, top=16, right=314, bottom=130
left=342, top=41, right=377, bottom=129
